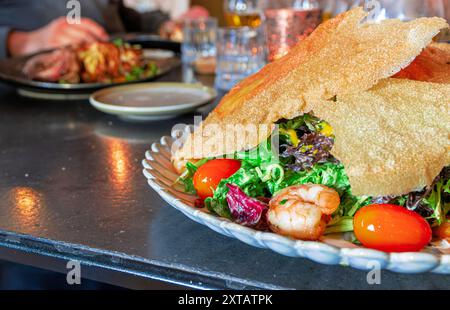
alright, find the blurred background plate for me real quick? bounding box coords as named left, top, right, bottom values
left=89, top=82, right=216, bottom=121
left=143, top=49, right=176, bottom=60
left=115, top=33, right=181, bottom=54
left=0, top=49, right=181, bottom=100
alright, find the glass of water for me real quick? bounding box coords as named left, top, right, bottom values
left=215, top=26, right=266, bottom=91
left=182, top=18, right=218, bottom=65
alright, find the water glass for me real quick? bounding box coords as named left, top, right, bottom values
left=215, top=27, right=266, bottom=91
left=182, top=18, right=218, bottom=64
left=264, top=0, right=322, bottom=62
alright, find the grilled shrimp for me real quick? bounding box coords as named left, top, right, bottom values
left=267, top=184, right=340, bottom=240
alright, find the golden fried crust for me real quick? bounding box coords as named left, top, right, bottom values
left=175, top=8, right=448, bottom=161
left=314, top=79, right=450, bottom=197
left=394, top=42, right=450, bottom=84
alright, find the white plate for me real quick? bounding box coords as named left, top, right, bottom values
left=142, top=135, right=450, bottom=274
left=143, top=49, right=176, bottom=59
left=90, top=82, right=217, bottom=121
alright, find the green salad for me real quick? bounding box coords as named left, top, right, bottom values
left=178, top=114, right=450, bottom=237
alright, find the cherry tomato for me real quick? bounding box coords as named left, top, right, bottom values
left=353, top=204, right=432, bottom=252
left=193, top=159, right=241, bottom=200
left=433, top=221, right=450, bottom=242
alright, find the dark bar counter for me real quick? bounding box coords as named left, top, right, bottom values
left=0, top=67, right=448, bottom=290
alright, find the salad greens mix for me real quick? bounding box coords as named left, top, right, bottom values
left=178, top=114, right=450, bottom=232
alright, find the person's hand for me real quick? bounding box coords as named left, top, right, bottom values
left=159, top=6, right=209, bottom=41
left=178, top=6, right=210, bottom=21
left=8, top=17, right=109, bottom=57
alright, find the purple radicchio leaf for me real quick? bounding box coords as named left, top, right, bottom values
left=281, top=133, right=336, bottom=172
left=226, top=184, right=268, bottom=227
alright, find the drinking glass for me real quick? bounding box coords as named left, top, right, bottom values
left=181, top=18, right=218, bottom=65
left=224, top=0, right=264, bottom=27
left=264, top=0, right=322, bottom=62
left=215, top=27, right=266, bottom=90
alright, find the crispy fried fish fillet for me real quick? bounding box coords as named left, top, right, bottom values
left=394, top=42, right=450, bottom=84
left=175, top=7, right=448, bottom=162
left=314, top=79, right=450, bottom=197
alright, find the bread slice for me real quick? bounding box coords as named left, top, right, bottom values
left=313, top=79, right=450, bottom=197
left=175, top=7, right=448, bottom=161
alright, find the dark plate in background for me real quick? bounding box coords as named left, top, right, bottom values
left=112, top=33, right=181, bottom=54
left=0, top=38, right=181, bottom=99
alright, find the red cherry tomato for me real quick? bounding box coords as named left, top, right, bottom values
left=193, top=159, right=241, bottom=200
left=353, top=204, right=432, bottom=252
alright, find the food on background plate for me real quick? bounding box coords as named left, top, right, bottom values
left=22, top=40, right=158, bottom=84
left=22, top=47, right=81, bottom=83
left=173, top=8, right=450, bottom=252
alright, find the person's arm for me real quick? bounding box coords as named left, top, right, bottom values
left=139, top=10, right=171, bottom=33
left=118, top=1, right=170, bottom=33
left=158, top=6, right=210, bottom=40
left=5, top=17, right=108, bottom=58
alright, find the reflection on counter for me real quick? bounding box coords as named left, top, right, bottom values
left=9, top=187, right=44, bottom=229
left=103, top=138, right=132, bottom=196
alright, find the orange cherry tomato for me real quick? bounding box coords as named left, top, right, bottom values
left=433, top=221, right=450, bottom=242
left=193, top=159, right=241, bottom=200
left=353, top=204, right=432, bottom=252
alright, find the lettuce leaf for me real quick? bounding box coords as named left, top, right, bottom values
left=420, top=173, right=450, bottom=226
left=392, top=167, right=450, bottom=227
left=205, top=161, right=268, bottom=219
